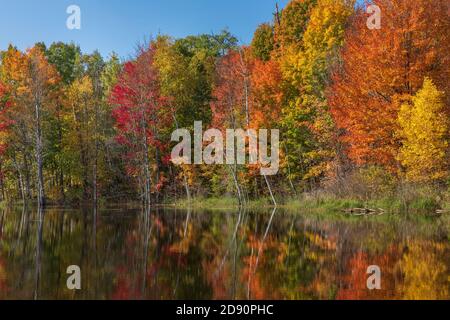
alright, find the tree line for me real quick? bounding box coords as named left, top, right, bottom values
left=0, top=0, right=449, bottom=207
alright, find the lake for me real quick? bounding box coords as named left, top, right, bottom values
left=0, top=205, right=448, bottom=300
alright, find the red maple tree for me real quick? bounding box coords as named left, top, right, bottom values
left=110, top=44, right=170, bottom=197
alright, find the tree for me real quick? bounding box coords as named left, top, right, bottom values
left=0, top=81, right=11, bottom=154
left=211, top=48, right=255, bottom=204
left=250, top=59, right=283, bottom=130
left=101, top=53, right=121, bottom=96
left=44, top=42, right=82, bottom=201
left=24, top=47, right=60, bottom=207
left=329, top=0, right=450, bottom=170
left=250, top=58, right=283, bottom=202
left=251, top=23, right=275, bottom=61
left=99, top=53, right=126, bottom=197
left=0, top=82, right=11, bottom=200
left=0, top=46, right=60, bottom=206
left=45, top=42, right=81, bottom=85
left=110, top=44, right=170, bottom=208
left=153, top=33, right=239, bottom=200
left=397, top=78, right=449, bottom=183
left=171, top=31, right=238, bottom=127
left=289, top=0, right=352, bottom=95
left=174, top=30, right=238, bottom=58
left=64, top=76, right=95, bottom=200
left=83, top=51, right=105, bottom=206
left=278, top=0, right=352, bottom=189
left=0, top=46, right=33, bottom=202
left=274, top=0, right=317, bottom=50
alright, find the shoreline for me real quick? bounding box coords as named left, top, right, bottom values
left=1, top=194, right=448, bottom=215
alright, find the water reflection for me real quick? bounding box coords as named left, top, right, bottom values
left=0, top=205, right=448, bottom=300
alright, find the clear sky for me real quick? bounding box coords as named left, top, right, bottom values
left=0, top=0, right=289, bottom=59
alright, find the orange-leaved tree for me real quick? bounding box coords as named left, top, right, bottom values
left=329, top=0, right=450, bottom=171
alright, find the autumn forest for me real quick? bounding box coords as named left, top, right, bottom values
left=0, top=0, right=449, bottom=211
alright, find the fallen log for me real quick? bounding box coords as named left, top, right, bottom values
left=342, top=208, right=385, bottom=216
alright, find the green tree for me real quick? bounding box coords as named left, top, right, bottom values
left=44, top=42, right=82, bottom=200
left=251, top=23, right=274, bottom=61
left=279, top=0, right=352, bottom=188
left=46, top=42, right=81, bottom=85
left=275, top=0, right=317, bottom=50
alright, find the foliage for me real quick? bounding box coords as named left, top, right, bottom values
left=329, top=0, right=450, bottom=170
left=110, top=44, right=170, bottom=196
left=398, top=78, right=449, bottom=183
left=0, top=0, right=449, bottom=206
left=251, top=23, right=275, bottom=61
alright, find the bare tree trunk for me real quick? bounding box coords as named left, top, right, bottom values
left=143, top=142, right=151, bottom=209
left=244, top=78, right=250, bottom=127
left=228, top=165, right=243, bottom=206
left=93, top=104, right=99, bottom=209
left=12, top=155, right=26, bottom=203
left=141, top=113, right=151, bottom=210
left=155, top=148, right=161, bottom=204
left=58, top=113, right=65, bottom=202
left=93, top=150, right=98, bottom=208
left=275, top=3, right=281, bottom=26
left=35, top=102, right=46, bottom=208
left=17, top=171, right=25, bottom=203
left=92, top=74, right=102, bottom=209
left=184, top=175, right=191, bottom=200
left=264, top=174, right=277, bottom=206
left=23, top=154, right=32, bottom=200
left=238, top=49, right=250, bottom=128
left=0, top=161, right=4, bottom=201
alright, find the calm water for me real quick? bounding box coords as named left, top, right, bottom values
left=0, top=205, right=448, bottom=300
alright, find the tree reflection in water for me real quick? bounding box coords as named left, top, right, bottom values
left=0, top=205, right=448, bottom=300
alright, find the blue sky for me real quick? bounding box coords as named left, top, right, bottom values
left=0, top=0, right=289, bottom=59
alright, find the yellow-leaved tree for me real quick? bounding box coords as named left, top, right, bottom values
left=398, top=78, right=449, bottom=183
